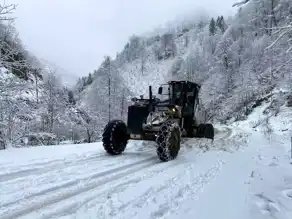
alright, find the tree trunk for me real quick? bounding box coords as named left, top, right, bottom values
left=86, top=129, right=91, bottom=143
left=121, top=88, right=125, bottom=120
left=108, top=64, right=111, bottom=122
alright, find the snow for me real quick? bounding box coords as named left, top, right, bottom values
left=117, top=28, right=196, bottom=98
left=0, top=105, right=292, bottom=219
left=119, top=57, right=174, bottom=97
left=249, top=134, right=292, bottom=219
left=0, top=67, right=9, bottom=79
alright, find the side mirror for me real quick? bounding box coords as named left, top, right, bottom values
left=158, top=87, right=163, bottom=94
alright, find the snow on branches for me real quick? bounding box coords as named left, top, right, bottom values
left=0, top=3, right=17, bottom=21
left=232, top=0, right=250, bottom=7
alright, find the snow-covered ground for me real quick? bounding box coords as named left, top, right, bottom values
left=0, top=104, right=292, bottom=219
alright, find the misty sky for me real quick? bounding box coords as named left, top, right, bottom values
left=6, top=0, right=238, bottom=80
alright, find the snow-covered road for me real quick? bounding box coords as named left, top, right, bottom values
left=0, top=123, right=291, bottom=219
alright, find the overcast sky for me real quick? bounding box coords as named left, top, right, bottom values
left=6, top=0, right=238, bottom=81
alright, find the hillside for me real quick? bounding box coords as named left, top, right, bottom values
left=0, top=3, right=99, bottom=149
left=78, top=0, right=292, bottom=129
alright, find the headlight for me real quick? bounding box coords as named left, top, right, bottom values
left=168, top=107, right=177, bottom=114
left=168, top=108, right=176, bottom=113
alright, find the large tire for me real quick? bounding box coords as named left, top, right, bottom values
left=156, top=121, right=181, bottom=162
left=204, top=123, right=214, bottom=141
left=102, top=120, right=129, bottom=155
left=195, top=123, right=214, bottom=141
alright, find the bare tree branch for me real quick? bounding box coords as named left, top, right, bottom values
left=0, top=3, right=17, bottom=21
left=265, top=27, right=291, bottom=51
left=232, top=0, right=250, bottom=7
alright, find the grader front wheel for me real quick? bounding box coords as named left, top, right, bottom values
left=156, top=121, right=181, bottom=162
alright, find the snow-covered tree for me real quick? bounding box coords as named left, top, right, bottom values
left=209, top=18, right=217, bottom=35
left=158, top=33, right=177, bottom=60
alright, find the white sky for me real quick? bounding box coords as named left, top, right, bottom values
left=6, top=0, right=237, bottom=80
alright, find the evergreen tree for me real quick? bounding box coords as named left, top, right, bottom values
left=198, top=20, right=205, bottom=31
left=87, top=73, right=93, bottom=85
left=216, top=16, right=227, bottom=34
left=68, top=90, right=76, bottom=105
left=216, top=16, right=222, bottom=29
left=209, top=18, right=217, bottom=35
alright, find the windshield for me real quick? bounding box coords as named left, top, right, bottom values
left=172, top=83, right=182, bottom=96
left=158, top=84, right=171, bottom=101
left=157, top=83, right=186, bottom=103
left=171, top=83, right=183, bottom=104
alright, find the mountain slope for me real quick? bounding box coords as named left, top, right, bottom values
left=78, top=0, right=292, bottom=128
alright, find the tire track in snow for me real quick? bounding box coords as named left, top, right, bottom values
left=0, top=156, right=160, bottom=219
left=25, top=158, right=182, bottom=219
left=116, top=160, right=224, bottom=219
left=19, top=146, right=208, bottom=219
left=0, top=150, right=101, bottom=171
left=213, top=126, right=233, bottom=141
left=0, top=154, right=106, bottom=183
left=49, top=154, right=225, bottom=219
left=0, top=143, right=148, bottom=183
left=0, top=127, right=233, bottom=219
left=0, top=149, right=155, bottom=208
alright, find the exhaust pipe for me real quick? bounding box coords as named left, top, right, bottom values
left=149, top=85, right=152, bottom=100
left=149, top=85, right=153, bottom=112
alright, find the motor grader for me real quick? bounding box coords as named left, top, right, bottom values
left=102, top=80, right=214, bottom=162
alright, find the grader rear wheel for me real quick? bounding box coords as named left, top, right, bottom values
left=195, top=123, right=215, bottom=141
left=102, top=120, right=129, bottom=155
